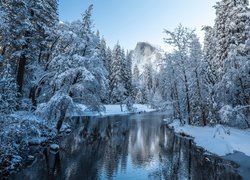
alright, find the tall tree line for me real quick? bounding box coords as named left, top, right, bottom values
left=158, top=0, right=250, bottom=128
left=0, top=2, right=134, bottom=129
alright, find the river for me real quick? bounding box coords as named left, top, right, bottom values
left=11, top=112, right=242, bottom=180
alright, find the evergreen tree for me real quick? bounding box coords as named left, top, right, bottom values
left=80, top=4, right=94, bottom=57
left=202, top=26, right=219, bottom=85
left=125, top=51, right=133, bottom=97
left=2, top=0, right=33, bottom=96
left=188, top=35, right=207, bottom=125
left=0, top=64, right=18, bottom=115
left=143, top=63, right=153, bottom=92
left=109, top=43, right=125, bottom=104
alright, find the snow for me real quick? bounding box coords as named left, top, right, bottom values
left=67, top=103, right=155, bottom=117
left=101, top=104, right=155, bottom=116
left=169, top=120, right=250, bottom=156
left=50, top=144, right=60, bottom=151
left=28, top=137, right=47, bottom=146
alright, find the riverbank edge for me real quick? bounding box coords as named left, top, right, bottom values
left=165, top=120, right=250, bottom=179
left=165, top=120, right=250, bottom=157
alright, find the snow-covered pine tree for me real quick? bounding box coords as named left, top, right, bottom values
left=105, top=47, right=113, bottom=103
left=109, top=43, right=125, bottom=104
left=216, top=0, right=250, bottom=127
left=202, top=26, right=219, bottom=86
left=123, top=50, right=134, bottom=110
left=125, top=51, right=133, bottom=97
left=99, top=37, right=108, bottom=70
left=25, top=0, right=59, bottom=108
left=97, top=36, right=109, bottom=103
left=188, top=34, right=208, bottom=125
left=214, top=0, right=230, bottom=73
left=80, top=4, right=94, bottom=57
left=0, top=64, right=18, bottom=115
left=120, top=49, right=129, bottom=97
left=213, top=0, right=249, bottom=77
left=0, top=0, right=59, bottom=110
left=218, top=0, right=249, bottom=105
left=143, top=63, right=153, bottom=93
left=106, top=47, right=113, bottom=77
left=2, top=0, right=33, bottom=96
left=201, top=26, right=222, bottom=124
left=0, top=2, right=7, bottom=64
left=88, top=34, right=108, bottom=108
left=132, top=64, right=140, bottom=102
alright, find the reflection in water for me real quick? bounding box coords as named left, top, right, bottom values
left=12, top=113, right=241, bottom=180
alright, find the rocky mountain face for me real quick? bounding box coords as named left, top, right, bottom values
left=132, top=42, right=163, bottom=74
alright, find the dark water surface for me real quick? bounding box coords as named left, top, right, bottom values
left=11, top=112, right=242, bottom=180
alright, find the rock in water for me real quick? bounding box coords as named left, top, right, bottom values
left=65, top=128, right=72, bottom=134
left=50, top=144, right=59, bottom=152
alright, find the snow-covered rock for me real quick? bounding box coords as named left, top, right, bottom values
left=65, top=128, right=72, bottom=134
left=50, top=144, right=60, bottom=152
left=27, top=155, right=35, bottom=161
left=28, top=137, right=47, bottom=146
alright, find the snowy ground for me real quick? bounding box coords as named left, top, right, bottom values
left=68, top=104, right=156, bottom=117
left=167, top=120, right=250, bottom=157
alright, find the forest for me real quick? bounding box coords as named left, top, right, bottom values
left=0, top=0, right=249, bottom=178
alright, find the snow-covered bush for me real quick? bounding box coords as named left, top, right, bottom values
left=219, top=105, right=250, bottom=129
left=36, top=92, right=73, bottom=131
left=0, top=113, right=56, bottom=175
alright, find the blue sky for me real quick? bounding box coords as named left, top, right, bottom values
left=59, top=0, right=218, bottom=50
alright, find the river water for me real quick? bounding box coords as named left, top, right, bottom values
left=11, top=112, right=242, bottom=180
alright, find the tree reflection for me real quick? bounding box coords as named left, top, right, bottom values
left=12, top=113, right=242, bottom=180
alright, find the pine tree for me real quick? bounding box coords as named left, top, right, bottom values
left=0, top=0, right=59, bottom=110
left=2, top=0, right=33, bottom=96
left=215, top=0, right=250, bottom=127
left=214, top=0, right=230, bottom=70
left=0, top=64, right=18, bottom=115
left=106, top=47, right=113, bottom=77
left=109, top=43, right=125, bottom=104
left=214, top=0, right=249, bottom=76
left=202, top=26, right=219, bottom=85
left=99, top=37, right=108, bottom=70
left=125, top=51, right=133, bottom=97
left=143, top=63, right=153, bottom=92
left=189, top=35, right=207, bottom=125
left=80, top=4, right=94, bottom=57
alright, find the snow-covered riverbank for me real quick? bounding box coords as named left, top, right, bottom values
left=168, top=120, right=250, bottom=157
left=68, top=104, right=156, bottom=117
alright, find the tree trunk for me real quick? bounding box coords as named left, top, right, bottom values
left=29, top=85, right=37, bottom=110
left=184, top=71, right=191, bottom=125
left=172, top=67, right=183, bottom=124
left=195, top=70, right=207, bottom=126
left=174, top=81, right=182, bottom=124
left=56, top=110, right=66, bottom=133
left=56, top=104, right=68, bottom=133
left=17, top=54, right=26, bottom=94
